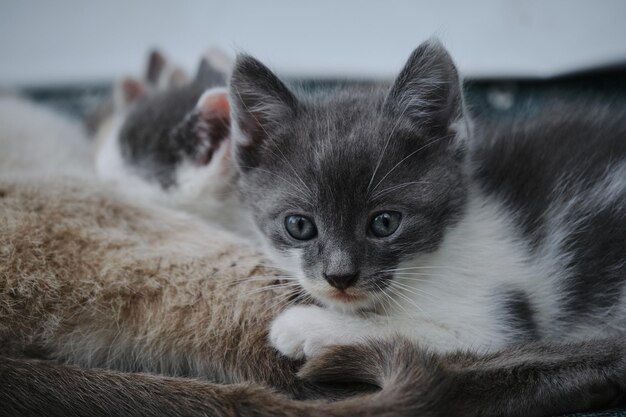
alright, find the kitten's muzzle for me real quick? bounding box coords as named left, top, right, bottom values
left=323, top=272, right=359, bottom=290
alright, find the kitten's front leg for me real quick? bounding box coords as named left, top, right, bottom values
left=270, top=305, right=364, bottom=359
left=269, top=305, right=459, bottom=359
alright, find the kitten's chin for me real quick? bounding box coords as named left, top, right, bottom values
left=327, top=289, right=366, bottom=302
left=315, top=288, right=374, bottom=312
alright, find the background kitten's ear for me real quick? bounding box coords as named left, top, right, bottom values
left=145, top=49, right=167, bottom=86
left=168, top=67, right=189, bottom=88
left=88, top=51, right=158, bottom=134
left=229, top=54, right=299, bottom=149
left=194, top=52, right=230, bottom=87
left=384, top=39, right=463, bottom=131
left=113, top=77, right=147, bottom=110
left=145, top=49, right=190, bottom=89
left=202, top=46, right=234, bottom=76
left=172, top=87, right=232, bottom=166
left=196, top=87, right=231, bottom=136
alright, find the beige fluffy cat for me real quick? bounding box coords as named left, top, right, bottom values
left=0, top=91, right=322, bottom=399
left=0, top=175, right=309, bottom=394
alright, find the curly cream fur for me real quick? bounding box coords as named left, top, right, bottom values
left=0, top=176, right=307, bottom=392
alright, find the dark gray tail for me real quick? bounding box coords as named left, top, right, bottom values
left=2, top=338, right=626, bottom=417
left=0, top=341, right=450, bottom=417
left=300, top=337, right=626, bottom=417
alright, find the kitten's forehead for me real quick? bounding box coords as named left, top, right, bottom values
left=249, top=98, right=446, bottom=225
left=272, top=94, right=434, bottom=187
left=124, top=83, right=203, bottom=130
left=304, top=89, right=387, bottom=137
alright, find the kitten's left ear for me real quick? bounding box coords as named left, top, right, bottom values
left=384, top=39, right=463, bottom=131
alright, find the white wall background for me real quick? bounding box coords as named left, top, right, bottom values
left=1, top=0, right=625, bottom=86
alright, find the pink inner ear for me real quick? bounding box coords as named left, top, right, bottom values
left=192, top=90, right=231, bottom=167
left=122, top=78, right=146, bottom=104
left=199, top=92, right=230, bottom=119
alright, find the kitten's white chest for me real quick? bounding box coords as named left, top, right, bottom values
left=389, top=193, right=562, bottom=350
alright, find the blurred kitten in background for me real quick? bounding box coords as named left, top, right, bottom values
left=91, top=48, right=253, bottom=236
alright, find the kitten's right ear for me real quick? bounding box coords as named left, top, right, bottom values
left=384, top=39, right=463, bottom=132
left=229, top=54, right=299, bottom=151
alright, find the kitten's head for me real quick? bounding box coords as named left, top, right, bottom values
left=94, top=49, right=235, bottom=200
left=92, top=49, right=252, bottom=233
left=230, top=40, right=469, bottom=311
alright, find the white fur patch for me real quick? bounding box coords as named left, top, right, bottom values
left=387, top=192, right=557, bottom=351
left=269, top=189, right=573, bottom=355
left=270, top=304, right=462, bottom=358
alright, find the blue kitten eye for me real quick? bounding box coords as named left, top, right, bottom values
left=370, top=211, right=402, bottom=238
left=285, top=215, right=317, bottom=240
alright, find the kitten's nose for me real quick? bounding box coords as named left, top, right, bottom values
left=323, top=272, right=359, bottom=290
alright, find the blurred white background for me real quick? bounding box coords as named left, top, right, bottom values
left=1, top=0, right=625, bottom=86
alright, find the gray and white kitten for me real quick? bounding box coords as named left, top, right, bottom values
left=223, top=40, right=626, bottom=358
left=94, top=49, right=251, bottom=235
left=98, top=42, right=626, bottom=359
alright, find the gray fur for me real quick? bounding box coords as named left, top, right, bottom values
left=2, top=337, right=626, bottom=416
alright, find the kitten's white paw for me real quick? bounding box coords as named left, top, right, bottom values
left=269, top=305, right=344, bottom=359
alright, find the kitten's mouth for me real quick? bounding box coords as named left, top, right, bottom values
left=327, top=289, right=367, bottom=303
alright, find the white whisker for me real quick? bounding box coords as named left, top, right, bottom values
left=366, top=103, right=411, bottom=195
left=242, top=282, right=303, bottom=297
left=383, top=265, right=469, bottom=273
left=237, top=165, right=311, bottom=201
left=387, top=283, right=432, bottom=318
left=391, top=280, right=445, bottom=301
left=232, top=84, right=313, bottom=200
left=383, top=285, right=413, bottom=315
left=372, top=180, right=451, bottom=199
left=370, top=135, right=451, bottom=194
left=392, top=272, right=451, bottom=279
left=215, top=275, right=298, bottom=289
